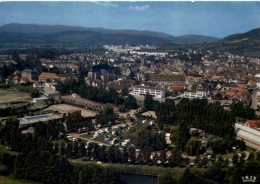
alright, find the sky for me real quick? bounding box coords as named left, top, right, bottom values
left=0, top=1, right=260, bottom=38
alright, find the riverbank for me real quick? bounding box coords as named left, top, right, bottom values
left=70, top=159, right=207, bottom=180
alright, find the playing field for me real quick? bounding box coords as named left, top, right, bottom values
left=46, top=104, right=97, bottom=117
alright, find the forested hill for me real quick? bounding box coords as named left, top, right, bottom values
left=0, top=23, right=219, bottom=48
left=167, top=27, right=260, bottom=58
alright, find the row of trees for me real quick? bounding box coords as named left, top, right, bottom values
left=64, top=140, right=185, bottom=167
left=156, top=98, right=235, bottom=142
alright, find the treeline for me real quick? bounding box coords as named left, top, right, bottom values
left=58, top=79, right=137, bottom=110
left=156, top=98, right=235, bottom=141
left=0, top=117, right=119, bottom=184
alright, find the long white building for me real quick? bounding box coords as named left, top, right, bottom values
left=133, top=86, right=165, bottom=98
left=235, top=123, right=260, bottom=150
left=184, top=90, right=208, bottom=99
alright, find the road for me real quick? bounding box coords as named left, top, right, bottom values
left=68, top=132, right=111, bottom=146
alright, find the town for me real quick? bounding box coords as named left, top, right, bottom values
left=1, top=43, right=260, bottom=183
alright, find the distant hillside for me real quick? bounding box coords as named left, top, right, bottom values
left=223, top=28, right=260, bottom=41
left=0, top=23, right=219, bottom=48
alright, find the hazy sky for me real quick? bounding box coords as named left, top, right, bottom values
left=0, top=1, right=260, bottom=38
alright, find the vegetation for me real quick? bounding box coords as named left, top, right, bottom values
left=128, top=122, right=166, bottom=151
left=66, top=111, right=92, bottom=132
left=230, top=101, right=257, bottom=120
left=0, top=117, right=120, bottom=184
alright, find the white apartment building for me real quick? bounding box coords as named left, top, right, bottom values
left=133, top=86, right=165, bottom=98
left=184, top=90, right=208, bottom=99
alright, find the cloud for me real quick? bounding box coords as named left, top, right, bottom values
left=129, top=5, right=149, bottom=11
left=91, top=1, right=118, bottom=8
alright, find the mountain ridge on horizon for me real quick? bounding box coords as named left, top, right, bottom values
left=0, top=23, right=222, bottom=38
left=0, top=23, right=220, bottom=45
left=0, top=23, right=260, bottom=57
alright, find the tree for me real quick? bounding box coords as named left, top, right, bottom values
left=129, top=147, right=136, bottom=164
left=124, top=94, right=138, bottom=109
left=247, top=152, right=255, bottom=161
left=122, top=147, right=129, bottom=163
left=232, top=153, right=239, bottom=167
left=144, top=93, right=154, bottom=110
left=121, top=88, right=129, bottom=97
left=177, top=120, right=190, bottom=151
left=194, top=154, right=201, bottom=164
left=66, top=142, right=73, bottom=158
left=185, top=138, right=202, bottom=156
left=159, top=150, right=166, bottom=165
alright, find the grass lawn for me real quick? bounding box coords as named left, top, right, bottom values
left=0, top=175, right=39, bottom=184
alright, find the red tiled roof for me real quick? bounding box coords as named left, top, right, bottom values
left=247, top=120, right=255, bottom=127
left=169, top=83, right=186, bottom=91
left=166, top=151, right=172, bottom=156
left=20, top=77, right=28, bottom=82
left=13, top=75, right=19, bottom=80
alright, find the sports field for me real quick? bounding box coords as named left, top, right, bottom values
left=46, top=104, right=97, bottom=117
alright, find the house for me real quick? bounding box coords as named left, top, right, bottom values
left=224, top=88, right=251, bottom=105
left=107, top=80, right=135, bottom=91
left=245, top=120, right=255, bottom=128
left=21, top=69, right=38, bottom=81
left=166, top=150, right=172, bottom=158
left=184, top=83, right=211, bottom=99
left=19, top=77, right=28, bottom=84
left=245, top=120, right=260, bottom=130
left=13, top=75, right=19, bottom=84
